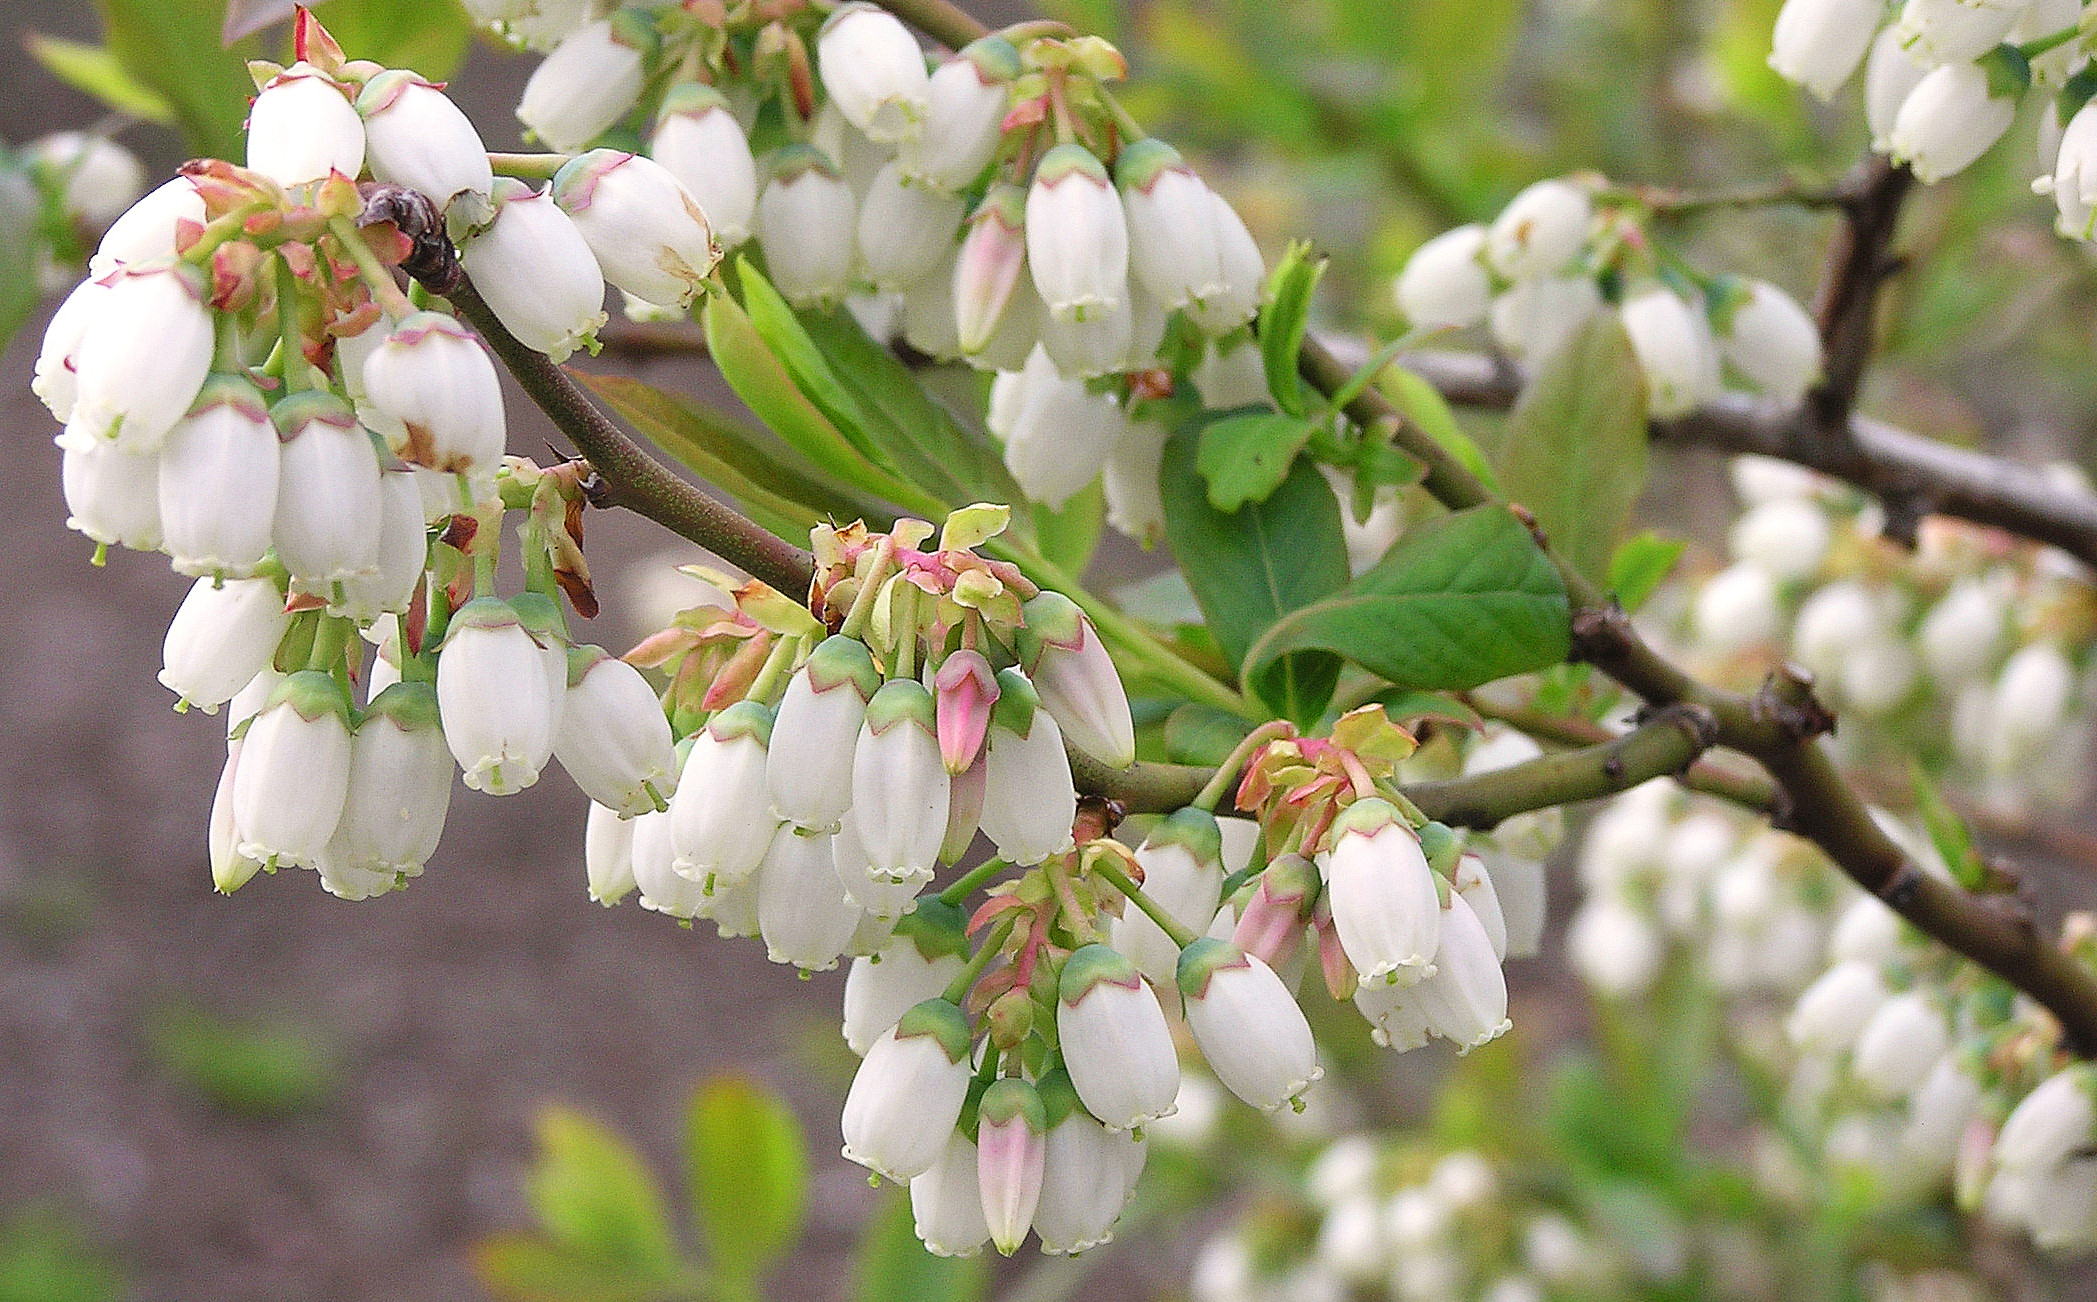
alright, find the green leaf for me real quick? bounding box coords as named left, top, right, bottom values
left=1031, top=481, right=1104, bottom=576
left=470, top=1235, right=675, bottom=1302
left=856, top=1190, right=988, bottom=1302
left=572, top=371, right=872, bottom=538
left=307, top=0, right=473, bottom=80
left=1385, top=366, right=1500, bottom=495
left=1498, top=314, right=1650, bottom=584
left=526, top=1107, right=681, bottom=1273
left=146, top=1005, right=338, bottom=1118
left=795, top=304, right=1024, bottom=509
left=1163, top=703, right=1251, bottom=766
left=0, top=163, right=42, bottom=359
left=1244, top=505, right=1571, bottom=692
left=94, top=0, right=255, bottom=159
left=1259, top=241, right=1324, bottom=416
left=685, top=1076, right=808, bottom=1284
left=1196, top=410, right=1320, bottom=511
left=701, top=290, right=924, bottom=512
left=1606, top=531, right=1686, bottom=613
left=23, top=35, right=177, bottom=124
left=1908, top=761, right=1988, bottom=891
left=1160, top=421, right=1350, bottom=724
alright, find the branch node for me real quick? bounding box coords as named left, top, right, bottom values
left=1569, top=603, right=1631, bottom=665
left=1753, top=664, right=1836, bottom=741
left=1877, top=861, right=1925, bottom=909
left=1509, top=502, right=1550, bottom=553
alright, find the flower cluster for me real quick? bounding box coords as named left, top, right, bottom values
left=1667, top=456, right=2097, bottom=817
left=1769, top=0, right=2087, bottom=197
left=30, top=12, right=716, bottom=899
left=1393, top=179, right=1825, bottom=417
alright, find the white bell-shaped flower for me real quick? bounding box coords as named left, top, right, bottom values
left=755, top=146, right=859, bottom=309
left=89, top=175, right=203, bottom=277
left=1768, top=0, right=1883, bottom=100
left=976, top=1078, right=1049, bottom=1256
left=1691, top=561, right=1782, bottom=654
left=1032, top=1070, right=1144, bottom=1254
left=1056, top=943, right=1180, bottom=1130
left=210, top=742, right=263, bottom=894
left=1787, top=958, right=1890, bottom=1054
left=852, top=679, right=950, bottom=882
left=356, top=71, right=493, bottom=221
left=857, top=160, right=966, bottom=292
left=1178, top=938, right=1323, bottom=1111
left=976, top=669, right=1077, bottom=866
left=584, top=800, right=637, bottom=905
left=58, top=424, right=162, bottom=552
left=158, top=376, right=279, bottom=578
left=1918, top=578, right=2009, bottom=686
left=670, top=700, right=779, bottom=885
left=1181, top=190, right=1264, bottom=335
left=159, top=576, right=291, bottom=713
left=841, top=996, right=975, bottom=1181
left=552, top=149, right=719, bottom=309
left=990, top=344, right=1129, bottom=510
left=271, top=391, right=384, bottom=586
left=28, top=131, right=143, bottom=227
left=1852, top=990, right=1950, bottom=1100
left=1395, top=224, right=1491, bottom=331
left=1353, top=978, right=1433, bottom=1051
left=911, top=1131, right=991, bottom=1258
left=1564, top=895, right=1663, bottom=997
left=32, top=277, right=108, bottom=423
left=436, top=597, right=563, bottom=795
left=516, top=15, right=650, bottom=152
left=1888, top=60, right=2018, bottom=184
left=1325, top=798, right=1443, bottom=988
left=842, top=912, right=968, bottom=1055
left=1865, top=27, right=1931, bottom=156
left=1021, top=591, right=1135, bottom=770
left=1116, top=139, right=1230, bottom=314
left=766, top=633, right=880, bottom=830
left=816, top=4, right=932, bottom=144
left=1036, top=283, right=1134, bottom=379
left=70, top=260, right=214, bottom=451
left=756, top=823, right=863, bottom=971
left=1894, top=0, right=2024, bottom=63
left=1996, top=1065, right=2096, bottom=1173
left=459, top=178, right=607, bottom=362
left=1102, top=417, right=1169, bottom=547
left=332, top=471, right=428, bottom=623
left=631, top=806, right=707, bottom=918
left=553, top=645, right=677, bottom=817
left=1488, top=274, right=1601, bottom=363
left=1450, top=854, right=1509, bottom=961
left=1986, top=641, right=2077, bottom=770
left=1485, top=179, right=1591, bottom=280
left=649, top=83, right=758, bottom=248
left=359, top=311, right=507, bottom=481
left=335, top=681, right=453, bottom=875
left=247, top=61, right=364, bottom=188
left=1408, top=893, right=1511, bottom=1052
left=1903, top=1052, right=1982, bottom=1172
left=1619, top=286, right=1721, bottom=419
left=1107, top=807, right=1224, bottom=987
left=1026, top=143, right=1128, bottom=324
left=1718, top=279, right=1823, bottom=405
left=232, top=669, right=354, bottom=869
left=2042, top=101, right=2097, bottom=240
left=900, top=37, right=1017, bottom=192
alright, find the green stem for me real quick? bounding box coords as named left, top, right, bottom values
left=746, top=633, right=805, bottom=708
left=1098, top=87, right=1147, bottom=142
left=837, top=537, right=898, bottom=640
left=274, top=254, right=309, bottom=393
left=2018, top=23, right=2081, bottom=60
left=306, top=614, right=351, bottom=674
left=942, top=917, right=1017, bottom=1003
left=939, top=856, right=1012, bottom=907
left=893, top=581, right=919, bottom=681
left=1089, top=855, right=1197, bottom=950
left=326, top=215, right=417, bottom=320
left=1192, top=720, right=1293, bottom=812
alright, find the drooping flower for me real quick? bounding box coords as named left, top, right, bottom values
left=1056, top=944, right=1180, bottom=1131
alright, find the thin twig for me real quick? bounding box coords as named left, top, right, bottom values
left=1806, top=155, right=1913, bottom=453
left=1405, top=705, right=1722, bottom=829
left=1459, top=695, right=1779, bottom=815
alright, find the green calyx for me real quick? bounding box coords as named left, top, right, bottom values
left=989, top=667, right=1040, bottom=738
left=978, top=1077, right=1048, bottom=1133
left=550, top=148, right=630, bottom=211
left=269, top=389, right=357, bottom=441
left=1057, top=942, right=1141, bottom=1005
left=1259, top=852, right=1321, bottom=905
left=1417, top=821, right=1463, bottom=880
left=804, top=633, right=882, bottom=701
left=1144, top=806, right=1224, bottom=871
left=894, top=997, right=974, bottom=1063
left=706, top=698, right=775, bottom=748
left=1033, top=141, right=1109, bottom=188
left=1978, top=43, right=2034, bottom=100
left=264, top=668, right=353, bottom=726
left=770, top=142, right=843, bottom=185
left=658, top=81, right=731, bottom=121
left=1112, top=136, right=1186, bottom=193
left=1034, top=1067, right=1081, bottom=1129
left=564, top=643, right=612, bottom=689
left=513, top=591, right=568, bottom=648
left=1175, top=935, right=1249, bottom=1000
left=187, top=373, right=271, bottom=423
left=959, top=35, right=1023, bottom=83
left=362, top=679, right=441, bottom=732
left=864, top=677, right=937, bottom=736
left=1018, top=590, right=1086, bottom=666
left=969, top=182, right=1028, bottom=230
left=893, top=896, right=969, bottom=962
left=1331, top=795, right=1404, bottom=841
left=352, top=67, right=429, bottom=116
left=605, top=7, right=663, bottom=57
left=443, top=596, right=523, bottom=641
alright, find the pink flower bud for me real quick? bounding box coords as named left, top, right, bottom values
left=933, top=650, right=999, bottom=774
left=953, top=183, right=1028, bottom=355
left=977, top=1078, right=1049, bottom=1255
left=1022, top=590, right=1135, bottom=770
left=1231, top=852, right=1318, bottom=970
